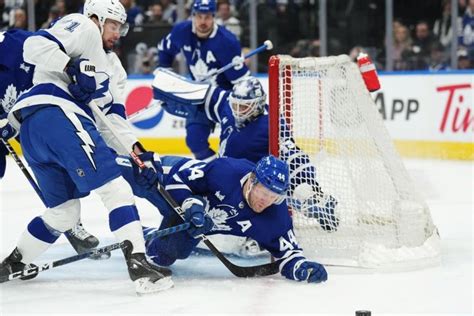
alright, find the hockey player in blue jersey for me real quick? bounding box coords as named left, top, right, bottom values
left=158, top=0, right=250, bottom=161
left=153, top=69, right=339, bottom=233
left=0, top=29, right=111, bottom=259
left=128, top=154, right=328, bottom=283
left=0, top=0, right=173, bottom=294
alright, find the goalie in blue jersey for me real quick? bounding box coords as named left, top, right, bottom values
left=157, top=0, right=250, bottom=161
left=152, top=69, right=339, bottom=233
left=121, top=154, right=328, bottom=283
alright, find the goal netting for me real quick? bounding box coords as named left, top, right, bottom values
left=268, top=54, right=440, bottom=269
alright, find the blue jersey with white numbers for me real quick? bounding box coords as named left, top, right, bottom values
left=163, top=157, right=304, bottom=262
left=204, top=86, right=268, bottom=163
left=158, top=20, right=250, bottom=90
left=0, top=29, right=35, bottom=116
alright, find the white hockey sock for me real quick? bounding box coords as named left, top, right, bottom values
left=95, top=176, right=146, bottom=254
left=17, top=229, right=54, bottom=264
left=112, top=220, right=146, bottom=254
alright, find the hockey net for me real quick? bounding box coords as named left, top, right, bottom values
left=268, top=55, right=440, bottom=269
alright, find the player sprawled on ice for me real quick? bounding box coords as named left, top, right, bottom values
left=158, top=0, right=250, bottom=161
left=153, top=69, right=339, bottom=234
left=0, top=29, right=110, bottom=258
left=0, top=0, right=172, bottom=294
left=125, top=154, right=328, bottom=283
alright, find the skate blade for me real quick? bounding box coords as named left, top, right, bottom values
left=135, top=276, right=174, bottom=295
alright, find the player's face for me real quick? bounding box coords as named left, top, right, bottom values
left=102, top=19, right=124, bottom=49
left=193, top=12, right=214, bottom=38
left=248, top=182, right=281, bottom=213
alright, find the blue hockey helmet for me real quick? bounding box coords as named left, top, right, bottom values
left=254, top=155, right=290, bottom=199
left=192, top=0, right=217, bottom=14
left=229, top=77, right=266, bottom=127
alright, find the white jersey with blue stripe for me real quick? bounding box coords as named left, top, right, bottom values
left=8, top=14, right=137, bottom=155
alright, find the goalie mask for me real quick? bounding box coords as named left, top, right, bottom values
left=246, top=155, right=289, bottom=208
left=83, top=0, right=129, bottom=36
left=229, top=78, right=266, bottom=127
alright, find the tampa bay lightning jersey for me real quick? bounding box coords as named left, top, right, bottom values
left=7, top=14, right=138, bottom=155
left=204, top=86, right=268, bottom=163
left=158, top=20, right=250, bottom=90
left=163, top=156, right=305, bottom=263
left=0, top=29, right=34, bottom=116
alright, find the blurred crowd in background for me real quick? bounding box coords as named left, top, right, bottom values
left=1, top=0, right=473, bottom=74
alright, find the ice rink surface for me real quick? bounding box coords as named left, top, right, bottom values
left=0, top=156, right=472, bottom=316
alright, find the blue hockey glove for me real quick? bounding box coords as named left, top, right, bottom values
left=302, top=194, right=339, bottom=232
left=0, top=114, right=17, bottom=141
left=136, top=151, right=164, bottom=189
left=282, top=257, right=328, bottom=283
left=294, top=260, right=328, bottom=283
left=0, top=141, right=8, bottom=178
left=183, top=196, right=214, bottom=238
left=66, top=58, right=96, bottom=104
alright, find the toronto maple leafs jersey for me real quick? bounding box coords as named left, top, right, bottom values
left=0, top=29, right=34, bottom=116
left=204, top=86, right=268, bottom=163
left=7, top=14, right=137, bottom=155
left=204, top=86, right=321, bottom=195
left=162, top=156, right=306, bottom=268
left=158, top=20, right=250, bottom=90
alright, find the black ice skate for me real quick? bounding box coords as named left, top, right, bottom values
left=122, top=240, right=173, bottom=294
left=0, top=248, right=38, bottom=281
left=65, top=222, right=111, bottom=260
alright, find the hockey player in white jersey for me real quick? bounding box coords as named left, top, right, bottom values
left=0, top=29, right=110, bottom=258
left=0, top=0, right=172, bottom=294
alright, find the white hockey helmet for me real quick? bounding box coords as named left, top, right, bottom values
left=83, top=0, right=129, bottom=36
left=229, top=77, right=266, bottom=127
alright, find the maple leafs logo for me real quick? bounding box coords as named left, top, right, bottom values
left=206, top=204, right=238, bottom=232
left=1, top=84, right=18, bottom=113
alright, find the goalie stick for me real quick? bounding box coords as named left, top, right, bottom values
left=89, top=100, right=280, bottom=278
left=127, top=40, right=274, bottom=121
left=0, top=222, right=190, bottom=283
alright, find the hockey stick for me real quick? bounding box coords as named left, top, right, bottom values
left=199, top=40, right=273, bottom=82
left=89, top=100, right=280, bottom=277
left=127, top=40, right=274, bottom=121
left=0, top=222, right=190, bottom=283
left=1, top=139, right=46, bottom=204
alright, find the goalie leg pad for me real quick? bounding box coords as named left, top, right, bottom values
left=152, top=67, right=210, bottom=118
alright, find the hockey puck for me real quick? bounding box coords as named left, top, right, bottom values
left=355, top=311, right=371, bottom=316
